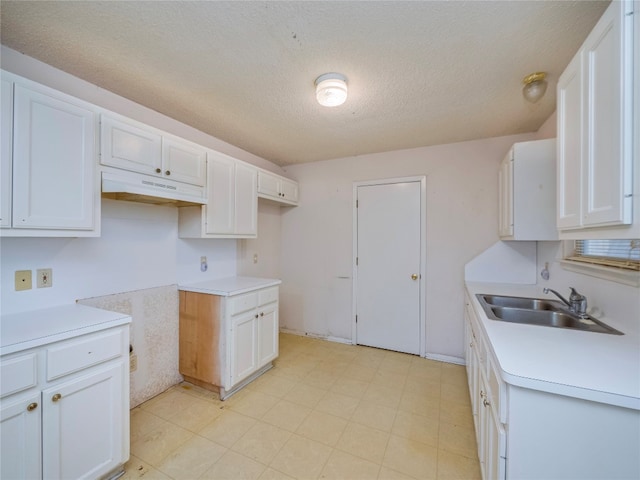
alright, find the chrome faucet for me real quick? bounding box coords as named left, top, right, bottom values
left=543, top=287, right=588, bottom=318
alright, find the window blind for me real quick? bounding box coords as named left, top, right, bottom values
left=567, top=239, right=640, bottom=271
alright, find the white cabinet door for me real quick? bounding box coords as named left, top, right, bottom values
left=498, top=153, right=513, bottom=237
left=235, top=162, right=258, bottom=235
left=0, top=392, right=42, bottom=480
left=582, top=1, right=633, bottom=227
left=205, top=153, right=235, bottom=234
left=42, top=362, right=126, bottom=480
left=485, top=403, right=507, bottom=480
left=557, top=53, right=583, bottom=230
left=257, top=171, right=280, bottom=199
left=100, top=115, right=162, bottom=176
left=280, top=178, right=299, bottom=203
left=1, top=77, right=13, bottom=228
left=12, top=85, right=96, bottom=230
left=161, top=136, right=206, bottom=186
left=230, top=311, right=258, bottom=386
left=257, top=303, right=278, bottom=366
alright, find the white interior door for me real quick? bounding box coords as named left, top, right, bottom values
left=355, top=181, right=422, bottom=354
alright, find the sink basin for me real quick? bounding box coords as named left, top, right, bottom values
left=476, top=294, right=623, bottom=335
left=479, top=294, right=563, bottom=311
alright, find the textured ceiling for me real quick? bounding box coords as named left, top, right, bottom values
left=1, top=1, right=609, bottom=166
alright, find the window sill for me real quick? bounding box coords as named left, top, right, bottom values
left=560, top=260, right=640, bottom=287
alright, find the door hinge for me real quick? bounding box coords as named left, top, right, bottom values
left=355, top=315, right=358, bottom=323
left=356, top=257, right=359, bottom=266
left=356, top=199, right=359, bottom=208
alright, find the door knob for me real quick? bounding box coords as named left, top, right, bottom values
left=411, top=273, right=419, bottom=280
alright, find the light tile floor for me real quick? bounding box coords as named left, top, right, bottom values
left=124, top=333, right=481, bottom=480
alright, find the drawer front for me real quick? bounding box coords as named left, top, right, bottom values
left=0, top=353, right=37, bottom=398
left=47, top=328, right=125, bottom=381
left=230, top=292, right=258, bottom=316
left=258, top=287, right=279, bottom=306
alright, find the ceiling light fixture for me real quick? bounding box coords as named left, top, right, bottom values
left=315, top=73, right=348, bottom=107
left=522, top=72, right=548, bottom=103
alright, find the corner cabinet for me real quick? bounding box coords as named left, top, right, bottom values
left=258, top=170, right=299, bottom=206
left=498, top=139, right=557, bottom=240
left=1, top=71, right=100, bottom=237
left=557, top=0, right=637, bottom=238
left=0, top=313, right=130, bottom=480
left=178, top=152, right=258, bottom=238
left=179, top=281, right=279, bottom=400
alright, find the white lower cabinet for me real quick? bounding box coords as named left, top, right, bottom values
left=0, top=325, right=130, bottom=480
left=466, top=292, right=639, bottom=479
left=179, top=284, right=279, bottom=399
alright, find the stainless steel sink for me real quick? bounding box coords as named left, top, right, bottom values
left=479, top=294, right=563, bottom=311
left=476, top=294, right=623, bottom=335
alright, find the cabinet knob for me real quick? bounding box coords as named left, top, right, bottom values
left=480, top=390, right=486, bottom=399
left=260, top=312, right=264, bottom=317
left=52, top=393, right=62, bottom=402
left=483, top=398, right=490, bottom=408
left=165, top=170, right=171, bottom=176
left=27, top=402, right=38, bottom=412
left=411, top=273, right=418, bottom=280
left=255, top=314, right=259, bottom=319
left=155, top=168, right=161, bottom=173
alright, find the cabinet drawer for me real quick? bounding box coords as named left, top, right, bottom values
left=230, top=292, right=258, bottom=316
left=47, top=328, right=125, bottom=381
left=258, top=287, right=278, bottom=306
left=0, top=353, right=37, bottom=398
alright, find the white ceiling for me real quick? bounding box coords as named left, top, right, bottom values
left=1, top=1, right=608, bottom=166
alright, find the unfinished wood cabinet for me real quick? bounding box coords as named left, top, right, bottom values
left=179, top=285, right=279, bottom=399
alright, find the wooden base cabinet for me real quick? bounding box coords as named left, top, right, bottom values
left=0, top=325, right=130, bottom=480
left=179, top=286, right=279, bottom=399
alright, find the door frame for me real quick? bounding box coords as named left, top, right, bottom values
left=352, top=176, right=427, bottom=357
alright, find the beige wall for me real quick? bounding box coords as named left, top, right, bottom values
left=279, top=132, right=536, bottom=361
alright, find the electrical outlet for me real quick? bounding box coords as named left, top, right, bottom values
left=200, top=256, right=208, bottom=272
left=130, top=353, right=138, bottom=372
left=37, top=268, right=53, bottom=288
left=253, top=253, right=258, bottom=264
left=15, top=270, right=32, bottom=291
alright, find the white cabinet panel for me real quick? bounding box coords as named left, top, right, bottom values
left=231, top=311, right=258, bottom=385
left=161, top=136, right=206, bottom=186
left=181, top=152, right=257, bottom=238
left=205, top=153, right=235, bottom=234
left=235, top=162, right=258, bottom=235
left=557, top=53, right=583, bottom=230
left=12, top=84, right=96, bottom=230
left=557, top=0, right=635, bottom=236
left=1, top=78, right=13, bottom=228
left=0, top=392, right=42, bottom=480
left=257, top=170, right=299, bottom=205
left=100, top=115, right=162, bottom=175
left=42, top=362, right=126, bottom=480
left=257, top=303, right=278, bottom=366
left=499, top=139, right=557, bottom=240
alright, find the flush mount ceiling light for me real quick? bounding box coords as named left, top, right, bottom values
left=522, top=72, right=548, bottom=103
left=315, top=73, right=348, bottom=107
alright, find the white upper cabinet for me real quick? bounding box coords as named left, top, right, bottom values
left=257, top=170, right=299, bottom=205
left=178, top=152, right=257, bottom=238
left=499, top=139, right=558, bottom=241
left=557, top=0, right=636, bottom=238
left=1, top=78, right=13, bottom=229
left=101, top=114, right=206, bottom=187
left=1, top=72, right=99, bottom=237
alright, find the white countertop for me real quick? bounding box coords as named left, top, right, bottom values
left=0, top=304, right=132, bottom=356
left=466, top=282, right=640, bottom=410
left=178, top=276, right=282, bottom=296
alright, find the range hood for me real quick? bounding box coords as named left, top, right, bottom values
left=101, top=170, right=207, bottom=207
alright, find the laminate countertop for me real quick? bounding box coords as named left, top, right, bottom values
left=466, top=282, right=640, bottom=410
left=178, top=276, right=282, bottom=296
left=0, top=304, right=131, bottom=356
